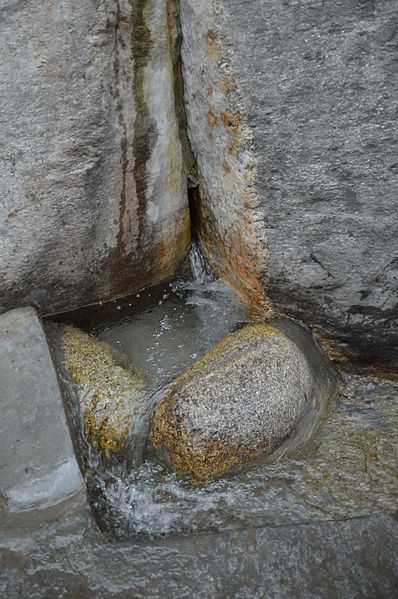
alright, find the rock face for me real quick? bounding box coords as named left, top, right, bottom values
left=151, top=323, right=314, bottom=481
left=62, top=327, right=148, bottom=455
left=180, top=0, right=270, bottom=312
left=0, top=308, right=83, bottom=511
left=180, top=0, right=398, bottom=368
left=0, top=0, right=189, bottom=315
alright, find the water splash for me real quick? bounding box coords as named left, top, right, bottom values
left=96, top=267, right=245, bottom=392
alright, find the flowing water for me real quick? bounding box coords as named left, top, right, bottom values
left=95, top=244, right=244, bottom=393
left=48, top=244, right=398, bottom=541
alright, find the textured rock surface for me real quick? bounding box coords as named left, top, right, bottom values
left=1, top=505, right=398, bottom=598
left=89, top=373, right=397, bottom=539
left=61, top=326, right=148, bottom=455
left=0, top=0, right=189, bottom=315
left=180, top=0, right=270, bottom=311
left=1, top=372, right=397, bottom=597
left=180, top=0, right=398, bottom=367
left=0, top=308, right=83, bottom=511
left=151, top=323, right=315, bottom=481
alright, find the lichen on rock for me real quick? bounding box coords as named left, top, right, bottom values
left=151, top=323, right=315, bottom=482
left=62, top=326, right=148, bottom=455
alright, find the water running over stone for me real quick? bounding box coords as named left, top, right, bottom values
left=46, top=246, right=398, bottom=541
left=44, top=247, right=339, bottom=539
left=95, top=275, right=243, bottom=393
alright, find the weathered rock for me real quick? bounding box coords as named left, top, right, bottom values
left=0, top=0, right=189, bottom=315
left=2, top=508, right=398, bottom=599
left=0, top=307, right=83, bottom=511
left=2, top=489, right=398, bottom=599
left=61, top=326, right=148, bottom=455
left=180, top=0, right=270, bottom=313
left=151, top=323, right=314, bottom=481
left=180, top=0, right=398, bottom=368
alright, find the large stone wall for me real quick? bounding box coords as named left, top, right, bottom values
left=1, top=0, right=396, bottom=366
left=180, top=0, right=398, bottom=367
left=0, top=0, right=190, bottom=315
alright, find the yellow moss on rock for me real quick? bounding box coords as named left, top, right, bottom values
left=62, top=326, right=148, bottom=455
left=151, top=323, right=292, bottom=482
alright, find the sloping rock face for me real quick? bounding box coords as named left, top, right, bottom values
left=61, top=326, right=148, bottom=456
left=180, top=0, right=398, bottom=368
left=180, top=1, right=270, bottom=312
left=0, top=308, right=83, bottom=511
left=151, top=324, right=315, bottom=482
left=0, top=0, right=189, bottom=315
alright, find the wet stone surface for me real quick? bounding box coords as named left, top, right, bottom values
left=151, top=323, right=318, bottom=482
left=60, top=326, right=149, bottom=458
left=95, top=277, right=245, bottom=391
left=1, top=300, right=398, bottom=596
left=90, top=372, right=398, bottom=539
left=1, top=507, right=398, bottom=598
left=45, top=275, right=397, bottom=540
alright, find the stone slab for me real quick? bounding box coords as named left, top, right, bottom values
left=0, top=0, right=189, bottom=315
left=0, top=307, right=83, bottom=511
left=180, top=0, right=398, bottom=367
left=1, top=509, right=397, bottom=598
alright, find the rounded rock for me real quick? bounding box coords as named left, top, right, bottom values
left=62, top=326, right=148, bottom=455
left=151, top=323, right=314, bottom=481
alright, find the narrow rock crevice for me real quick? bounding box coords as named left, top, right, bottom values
left=167, top=0, right=198, bottom=190
left=175, top=0, right=272, bottom=314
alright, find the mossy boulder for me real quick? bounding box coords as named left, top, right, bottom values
left=151, top=323, right=314, bottom=482
left=62, top=326, right=148, bottom=455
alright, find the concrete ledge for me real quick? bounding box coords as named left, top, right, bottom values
left=0, top=307, right=83, bottom=511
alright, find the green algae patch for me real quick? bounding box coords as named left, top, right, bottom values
left=62, top=326, right=148, bottom=455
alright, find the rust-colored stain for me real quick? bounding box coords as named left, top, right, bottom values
left=207, top=29, right=216, bottom=42
left=151, top=208, right=191, bottom=275
left=219, top=74, right=237, bottom=94
left=207, top=107, right=218, bottom=127
left=226, top=228, right=270, bottom=313
left=312, top=331, right=349, bottom=365
left=223, top=163, right=231, bottom=174
left=206, top=29, right=219, bottom=59
left=243, top=193, right=258, bottom=209
left=227, top=136, right=244, bottom=156
left=102, top=0, right=191, bottom=306
left=243, top=168, right=255, bottom=184
left=113, top=3, right=132, bottom=261
left=221, top=110, right=241, bottom=132
left=311, top=329, right=398, bottom=379
left=192, top=188, right=271, bottom=316
left=131, top=0, right=154, bottom=250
